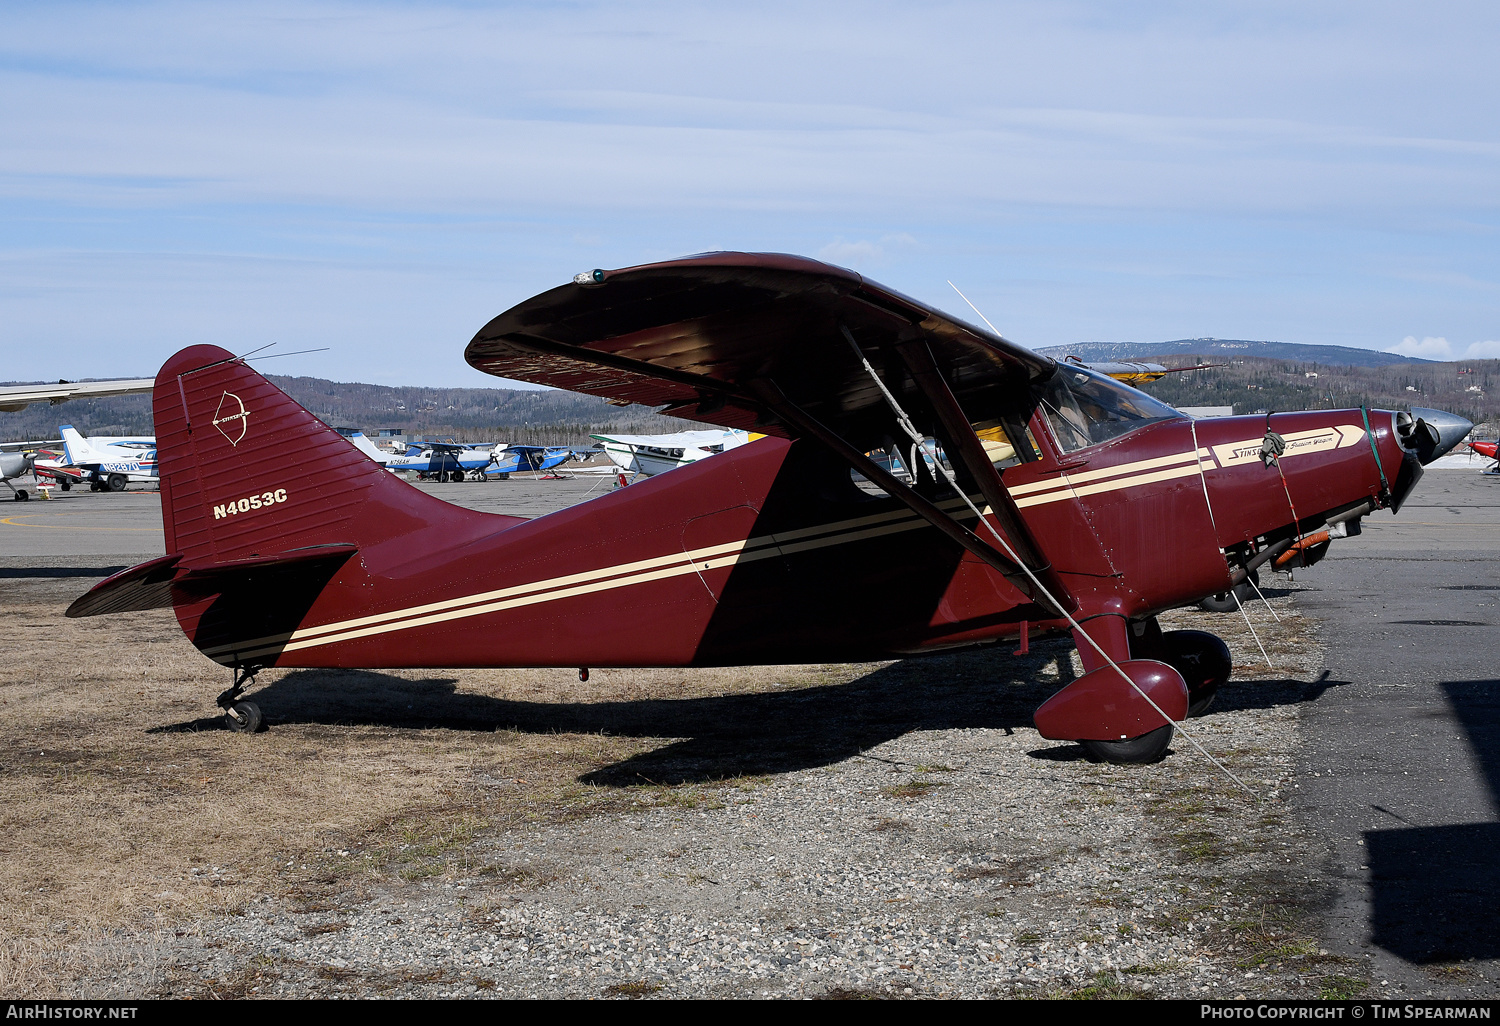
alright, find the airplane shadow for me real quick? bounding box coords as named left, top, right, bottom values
left=150, top=641, right=1349, bottom=787
left=0, top=566, right=127, bottom=578
left=1365, top=679, right=1500, bottom=963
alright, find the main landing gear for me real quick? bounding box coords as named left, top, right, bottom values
left=1130, top=619, right=1233, bottom=717
left=217, top=665, right=264, bottom=733
left=1078, top=625, right=1231, bottom=763
left=1035, top=616, right=1233, bottom=765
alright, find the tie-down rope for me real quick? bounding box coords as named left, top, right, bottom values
left=839, top=326, right=1258, bottom=799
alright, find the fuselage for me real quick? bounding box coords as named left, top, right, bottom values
left=173, top=400, right=1407, bottom=671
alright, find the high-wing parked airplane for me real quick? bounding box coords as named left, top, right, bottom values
left=490, top=445, right=580, bottom=478
left=0, top=440, right=63, bottom=500
left=380, top=441, right=495, bottom=481
left=592, top=429, right=755, bottom=478
left=68, top=254, right=1472, bottom=764
left=1061, top=356, right=1221, bottom=386
left=54, top=425, right=158, bottom=491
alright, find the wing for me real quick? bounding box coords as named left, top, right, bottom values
left=0, top=378, right=155, bottom=413
left=589, top=430, right=744, bottom=448
left=0, top=438, right=63, bottom=453
left=467, top=252, right=1074, bottom=617
left=465, top=252, right=1054, bottom=442
left=1070, top=358, right=1222, bottom=385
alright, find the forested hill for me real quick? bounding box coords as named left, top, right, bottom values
left=0, top=375, right=706, bottom=444
left=1130, top=354, right=1498, bottom=427
left=1037, top=339, right=1432, bottom=368
left=5, top=352, right=1493, bottom=442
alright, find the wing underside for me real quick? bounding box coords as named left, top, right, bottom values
left=465, top=252, right=1054, bottom=445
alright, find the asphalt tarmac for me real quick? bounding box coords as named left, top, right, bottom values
left=4, top=465, right=1497, bottom=995
left=0, top=473, right=616, bottom=564
left=1293, top=468, right=1500, bottom=991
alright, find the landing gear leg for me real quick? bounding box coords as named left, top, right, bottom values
left=217, top=664, right=264, bottom=733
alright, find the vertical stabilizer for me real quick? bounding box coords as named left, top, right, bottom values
left=58, top=425, right=96, bottom=466
left=152, top=346, right=519, bottom=565
left=348, top=431, right=391, bottom=465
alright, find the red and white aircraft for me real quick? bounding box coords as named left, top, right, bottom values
left=68, top=254, right=1471, bottom=762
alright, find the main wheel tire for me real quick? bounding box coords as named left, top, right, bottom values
left=225, top=701, right=262, bottom=734
left=107, top=474, right=127, bottom=492
left=13, top=491, right=26, bottom=501
left=1153, top=629, right=1232, bottom=717
left=60, top=480, right=71, bottom=491
left=1080, top=724, right=1174, bottom=764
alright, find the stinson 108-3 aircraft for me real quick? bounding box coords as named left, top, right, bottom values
left=68, top=254, right=1471, bottom=762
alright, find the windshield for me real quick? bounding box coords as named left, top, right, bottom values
left=1035, top=365, right=1180, bottom=453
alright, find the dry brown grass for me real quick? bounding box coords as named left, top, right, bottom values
left=0, top=576, right=886, bottom=994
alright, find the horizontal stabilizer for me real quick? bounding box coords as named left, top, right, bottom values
left=67, top=544, right=358, bottom=618
left=65, top=554, right=183, bottom=617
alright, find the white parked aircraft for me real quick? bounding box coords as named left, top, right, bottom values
left=0, top=376, right=155, bottom=497
left=43, top=425, right=158, bottom=492
left=591, top=429, right=757, bottom=478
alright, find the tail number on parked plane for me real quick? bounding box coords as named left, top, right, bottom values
left=213, top=489, right=288, bottom=519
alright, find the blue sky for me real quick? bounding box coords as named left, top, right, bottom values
left=3, top=1, right=1498, bottom=386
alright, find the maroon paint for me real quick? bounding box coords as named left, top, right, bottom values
left=1033, top=660, right=1188, bottom=741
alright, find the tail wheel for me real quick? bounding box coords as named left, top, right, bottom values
left=225, top=701, right=262, bottom=733
left=1081, top=724, right=1173, bottom=764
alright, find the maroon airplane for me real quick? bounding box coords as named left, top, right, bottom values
left=68, top=253, right=1471, bottom=763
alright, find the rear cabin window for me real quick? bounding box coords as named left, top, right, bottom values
left=1035, top=366, right=1179, bottom=453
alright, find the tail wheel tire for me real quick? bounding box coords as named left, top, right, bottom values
left=1081, top=724, right=1173, bottom=764
left=225, top=701, right=262, bottom=734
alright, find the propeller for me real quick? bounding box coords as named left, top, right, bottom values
left=1398, top=407, right=1475, bottom=465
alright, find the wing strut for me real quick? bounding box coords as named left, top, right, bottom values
left=893, top=338, right=1073, bottom=607
left=749, top=378, right=1069, bottom=618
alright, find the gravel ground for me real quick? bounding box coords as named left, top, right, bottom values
left=57, top=591, right=1374, bottom=1001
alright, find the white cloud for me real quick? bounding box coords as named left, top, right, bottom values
left=1388, top=337, right=1500, bottom=361
left=1391, top=335, right=1453, bottom=359
left=1461, top=340, right=1500, bottom=359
